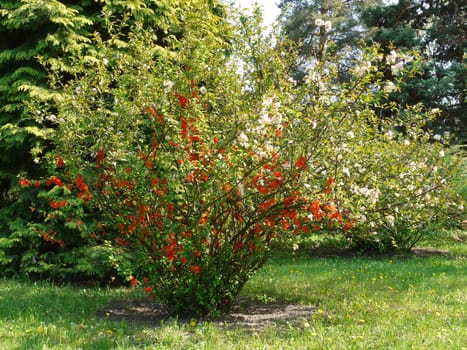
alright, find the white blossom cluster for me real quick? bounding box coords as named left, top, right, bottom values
left=314, top=18, right=332, bottom=31
left=386, top=50, right=414, bottom=75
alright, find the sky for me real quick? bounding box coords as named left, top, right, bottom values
left=234, top=0, right=281, bottom=29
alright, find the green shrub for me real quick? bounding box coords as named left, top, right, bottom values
left=23, top=7, right=463, bottom=315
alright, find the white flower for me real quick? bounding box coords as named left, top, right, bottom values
left=402, top=53, right=414, bottom=63
left=385, top=130, right=394, bottom=139
left=433, top=134, right=442, bottom=141
left=46, top=114, right=57, bottom=122
left=315, top=18, right=324, bottom=26
left=324, top=20, right=332, bottom=31
left=343, top=167, right=351, bottom=177
left=391, top=62, right=404, bottom=75
left=355, top=61, right=371, bottom=76
left=346, top=131, right=355, bottom=139
left=163, top=80, right=174, bottom=92
left=439, top=150, right=445, bottom=157
left=102, top=58, right=109, bottom=66
left=386, top=215, right=395, bottom=227
left=403, top=139, right=410, bottom=146
left=384, top=81, right=396, bottom=93
left=259, top=113, right=272, bottom=125
left=199, top=86, right=207, bottom=95
left=386, top=50, right=398, bottom=64
left=237, top=132, right=249, bottom=147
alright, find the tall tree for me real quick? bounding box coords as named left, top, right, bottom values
left=0, top=0, right=229, bottom=277
left=278, top=0, right=383, bottom=78
left=0, top=0, right=93, bottom=273
left=361, top=0, right=466, bottom=142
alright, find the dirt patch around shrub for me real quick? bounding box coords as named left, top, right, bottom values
left=98, top=297, right=317, bottom=331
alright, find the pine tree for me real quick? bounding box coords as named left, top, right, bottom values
left=0, top=0, right=93, bottom=273
left=361, top=0, right=466, bottom=142
left=0, top=0, right=230, bottom=277
left=278, top=0, right=383, bottom=79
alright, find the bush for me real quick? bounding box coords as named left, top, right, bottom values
left=23, top=7, right=463, bottom=314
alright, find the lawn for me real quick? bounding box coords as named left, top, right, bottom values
left=1, top=230, right=465, bottom=349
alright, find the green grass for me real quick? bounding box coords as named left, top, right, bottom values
left=1, top=233, right=465, bottom=349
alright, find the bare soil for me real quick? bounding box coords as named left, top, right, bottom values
left=98, top=297, right=317, bottom=331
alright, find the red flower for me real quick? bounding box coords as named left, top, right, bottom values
left=147, top=106, right=156, bottom=117
left=178, top=94, right=188, bottom=109
left=343, top=221, right=354, bottom=231
left=54, top=155, right=65, bottom=167
left=233, top=242, right=244, bottom=252
left=295, top=156, right=306, bottom=169
left=19, top=179, right=31, bottom=187
left=190, top=265, right=201, bottom=275
left=46, top=176, right=64, bottom=187
left=144, top=286, right=153, bottom=294
left=130, top=275, right=138, bottom=287
left=49, top=200, right=69, bottom=209
left=96, top=149, right=105, bottom=167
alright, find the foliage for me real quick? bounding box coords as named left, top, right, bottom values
left=0, top=0, right=93, bottom=275
left=27, top=7, right=352, bottom=315
left=0, top=0, right=228, bottom=278
left=278, top=0, right=466, bottom=142
left=300, top=45, right=464, bottom=251
left=1, top=240, right=466, bottom=349
left=277, top=0, right=383, bottom=79
left=361, top=0, right=467, bottom=142
left=22, top=2, right=463, bottom=317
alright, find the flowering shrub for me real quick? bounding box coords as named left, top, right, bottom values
left=26, top=10, right=356, bottom=315
left=24, top=8, right=463, bottom=314
left=298, top=45, right=464, bottom=251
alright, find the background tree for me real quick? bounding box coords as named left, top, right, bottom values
left=277, top=0, right=383, bottom=79
left=0, top=0, right=93, bottom=275
left=0, top=0, right=228, bottom=279
left=361, top=0, right=466, bottom=142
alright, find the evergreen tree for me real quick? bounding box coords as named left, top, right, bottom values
left=278, top=0, right=382, bottom=79
left=361, top=0, right=466, bottom=142
left=0, top=0, right=229, bottom=278
left=0, top=0, right=93, bottom=274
